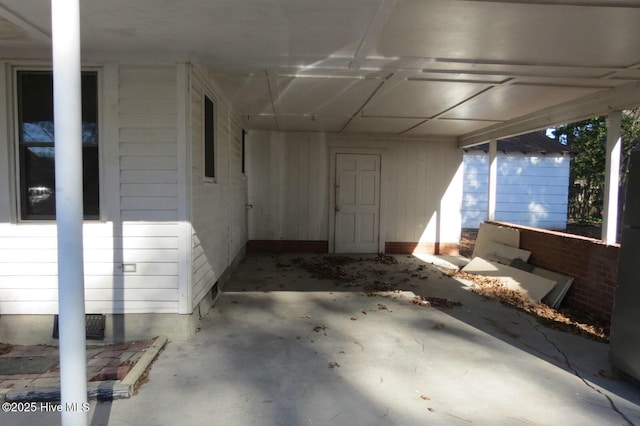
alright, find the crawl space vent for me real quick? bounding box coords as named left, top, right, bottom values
left=53, top=314, right=105, bottom=340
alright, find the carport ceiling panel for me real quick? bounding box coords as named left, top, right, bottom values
left=609, top=69, right=640, bottom=81
left=362, top=80, right=488, bottom=118
left=278, top=115, right=350, bottom=133
left=377, top=1, right=640, bottom=68
left=344, top=116, right=423, bottom=134
left=244, top=115, right=278, bottom=131
left=362, top=57, right=611, bottom=80
left=274, top=77, right=381, bottom=116
left=8, top=0, right=380, bottom=61
left=0, top=16, right=29, bottom=41
left=441, top=85, right=600, bottom=122
left=214, top=75, right=273, bottom=115
left=405, top=119, right=501, bottom=137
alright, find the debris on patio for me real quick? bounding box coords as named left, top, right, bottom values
left=412, top=295, right=462, bottom=309
left=462, top=257, right=556, bottom=303
left=446, top=267, right=607, bottom=342
left=0, top=343, right=12, bottom=356
left=456, top=222, right=601, bottom=336
left=375, top=253, right=398, bottom=265
left=292, top=256, right=363, bottom=282
left=312, top=325, right=327, bottom=334
left=283, top=246, right=603, bottom=342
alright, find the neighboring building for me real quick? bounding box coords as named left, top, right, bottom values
left=462, top=132, right=571, bottom=229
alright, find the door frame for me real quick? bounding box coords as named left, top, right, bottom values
left=329, top=147, right=387, bottom=253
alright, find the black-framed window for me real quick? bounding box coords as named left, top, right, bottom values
left=242, top=129, right=246, bottom=175
left=17, top=70, right=99, bottom=220
left=204, top=94, right=216, bottom=180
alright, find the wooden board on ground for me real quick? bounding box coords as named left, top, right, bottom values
left=473, top=222, right=520, bottom=259
left=533, top=267, right=574, bottom=308
left=484, top=241, right=531, bottom=265
left=462, top=257, right=557, bottom=303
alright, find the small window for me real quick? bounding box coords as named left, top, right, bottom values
left=204, top=95, right=216, bottom=180
left=17, top=70, right=99, bottom=220
left=242, top=129, right=246, bottom=175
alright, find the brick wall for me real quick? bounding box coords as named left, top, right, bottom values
left=247, top=240, right=328, bottom=253
left=385, top=242, right=459, bottom=255
left=490, top=221, right=620, bottom=321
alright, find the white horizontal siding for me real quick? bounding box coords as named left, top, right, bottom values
left=0, top=64, right=182, bottom=315
left=0, top=302, right=178, bottom=315
left=0, top=222, right=179, bottom=314
left=118, top=67, right=181, bottom=249
left=190, top=65, right=248, bottom=309
left=462, top=152, right=570, bottom=229
left=119, top=65, right=179, bottom=223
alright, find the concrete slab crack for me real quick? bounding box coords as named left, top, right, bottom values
left=521, top=312, right=635, bottom=426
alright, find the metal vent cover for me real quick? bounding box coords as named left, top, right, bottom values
left=52, top=314, right=106, bottom=340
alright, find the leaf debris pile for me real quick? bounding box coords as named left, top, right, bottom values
left=0, top=343, right=12, bottom=356
left=448, top=269, right=609, bottom=342
left=293, top=256, right=360, bottom=282
left=364, top=282, right=398, bottom=296
left=412, top=295, right=462, bottom=309
left=375, top=253, right=398, bottom=265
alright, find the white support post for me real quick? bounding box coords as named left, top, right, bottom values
left=602, top=111, right=622, bottom=244
left=488, top=139, right=497, bottom=221
left=51, top=0, right=88, bottom=424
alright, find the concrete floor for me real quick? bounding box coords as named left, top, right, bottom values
left=2, top=253, right=639, bottom=426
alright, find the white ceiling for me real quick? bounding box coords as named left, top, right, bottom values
left=2, top=0, right=640, bottom=145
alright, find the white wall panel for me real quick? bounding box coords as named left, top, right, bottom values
left=248, top=131, right=330, bottom=241
left=248, top=132, right=462, bottom=247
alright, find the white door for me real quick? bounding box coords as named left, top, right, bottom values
left=335, top=154, right=381, bottom=253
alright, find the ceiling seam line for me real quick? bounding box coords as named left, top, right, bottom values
left=339, top=80, right=387, bottom=133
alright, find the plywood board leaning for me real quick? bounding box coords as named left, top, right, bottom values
left=533, top=267, right=574, bottom=308
left=472, top=222, right=520, bottom=259
left=484, top=241, right=531, bottom=265
left=462, top=257, right=557, bottom=303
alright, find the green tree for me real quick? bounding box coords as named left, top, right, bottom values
left=554, top=109, right=640, bottom=222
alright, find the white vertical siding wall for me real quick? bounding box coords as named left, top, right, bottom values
left=247, top=132, right=462, bottom=246
left=248, top=132, right=329, bottom=240
left=462, top=152, right=570, bottom=229
left=190, top=66, right=247, bottom=309
left=385, top=139, right=462, bottom=245
left=0, top=63, right=181, bottom=314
